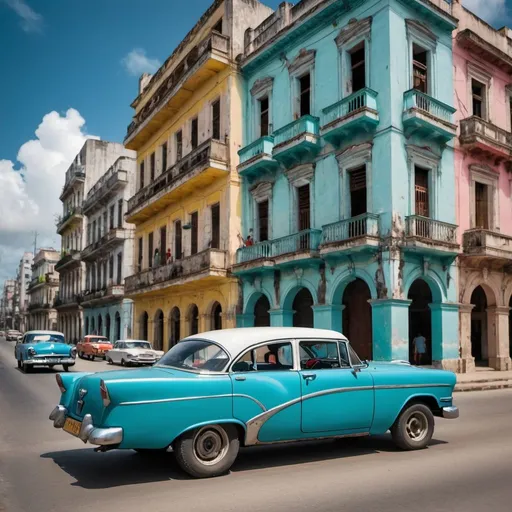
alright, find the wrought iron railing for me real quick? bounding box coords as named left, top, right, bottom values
left=322, top=213, right=380, bottom=244
left=321, top=88, right=378, bottom=127
left=405, top=216, right=457, bottom=244
left=403, top=89, right=455, bottom=124
left=273, top=115, right=319, bottom=147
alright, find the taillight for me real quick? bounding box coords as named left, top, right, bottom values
left=100, top=379, right=111, bottom=407
left=56, top=374, right=66, bottom=393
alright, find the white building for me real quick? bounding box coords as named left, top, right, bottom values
left=17, top=252, right=33, bottom=332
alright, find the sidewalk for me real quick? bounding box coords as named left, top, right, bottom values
left=455, top=368, right=512, bottom=392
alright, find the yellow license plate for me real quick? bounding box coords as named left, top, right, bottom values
left=63, top=418, right=82, bottom=437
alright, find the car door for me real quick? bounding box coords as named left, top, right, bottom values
left=299, top=339, right=374, bottom=434
left=230, top=340, right=301, bottom=444
left=111, top=342, right=122, bottom=363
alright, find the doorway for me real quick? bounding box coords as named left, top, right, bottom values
left=254, top=295, right=271, bottom=327
left=471, top=286, right=487, bottom=364
left=292, top=288, right=314, bottom=328
left=154, top=310, right=164, bottom=350
left=408, top=279, right=433, bottom=365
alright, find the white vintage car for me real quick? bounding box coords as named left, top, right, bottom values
left=105, top=340, right=164, bottom=367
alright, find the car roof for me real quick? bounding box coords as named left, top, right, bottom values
left=25, top=330, right=64, bottom=336
left=182, top=327, right=347, bottom=358
left=115, top=339, right=151, bottom=343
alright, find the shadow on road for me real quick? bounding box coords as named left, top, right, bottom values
left=41, top=436, right=447, bottom=488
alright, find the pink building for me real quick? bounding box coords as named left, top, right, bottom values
left=453, top=0, right=512, bottom=372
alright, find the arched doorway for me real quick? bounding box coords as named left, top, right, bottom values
left=154, top=310, right=164, bottom=350
left=342, top=278, right=372, bottom=361
left=408, top=279, right=433, bottom=365
left=254, top=295, right=271, bottom=327
left=115, top=312, right=121, bottom=341
left=471, top=286, right=488, bottom=365
left=292, top=288, right=314, bottom=328
left=169, top=308, right=180, bottom=346
left=105, top=314, right=111, bottom=341
left=98, top=315, right=103, bottom=336
left=211, top=302, right=222, bottom=330
left=188, top=305, right=199, bottom=335
left=140, top=311, right=149, bottom=340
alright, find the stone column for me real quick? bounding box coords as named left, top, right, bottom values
left=458, top=304, right=475, bottom=372
left=236, top=314, right=254, bottom=328
left=269, top=309, right=294, bottom=327
left=312, top=305, right=343, bottom=331
left=487, top=306, right=512, bottom=371
left=369, top=299, right=411, bottom=361
left=430, top=303, right=460, bottom=371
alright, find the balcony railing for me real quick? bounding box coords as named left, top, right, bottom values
left=459, top=116, right=512, bottom=157
left=321, top=88, right=378, bottom=127
left=82, top=284, right=124, bottom=303
left=127, top=138, right=227, bottom=216
left=322, top=213, right=380, bottom=244
left=55, top=250, right=81, bottom=271
left=273, top=115, right=320, bottom=147
left=403, top=90, right=455, bottom=125
left=236, top=229, right=322, bottom=264
left=60, top=164, right=85, bottom=200
left=405, top=216, right=457, bottom=244
left=463, top=229, right=512, bottom=260
left=57, top=206, right=83, bottom=234
left=82, top=228, right=130, bottom=261
left=238, top=136, right=275, bottom=165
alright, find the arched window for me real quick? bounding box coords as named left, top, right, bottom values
left=169, top=308, right=180, bottom=346
left=188, top=305, right=199, bottom=335
left=154, top=310, right=164, bottom=350
left=211, top=302, right=222, bottom=330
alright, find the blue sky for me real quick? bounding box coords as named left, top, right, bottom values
left=0, top=0, right=509, bottom=285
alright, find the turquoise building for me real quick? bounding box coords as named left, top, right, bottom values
left=234, top=0, right=461, bottom=370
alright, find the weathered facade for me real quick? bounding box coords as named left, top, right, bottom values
left=55, top=140, right=131, bottom=343
left=81, top=153, right=137, bottom=342
left=235, top=0, right=461, bottom=368
left=16, top=252, right=33, bottom=332
left=452, top=0, right=512, bottom=371
left=27, top=249, right=60, bottom=332
left=124, top=0, right=273, bottom=349
left=0, top=280, right=16, bottom=330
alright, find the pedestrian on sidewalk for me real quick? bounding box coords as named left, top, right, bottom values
left=413, top=332, right=426, bottom=365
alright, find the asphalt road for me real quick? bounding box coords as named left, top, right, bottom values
left=1, top=336, right=512, bottom=512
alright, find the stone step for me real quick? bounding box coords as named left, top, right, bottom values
left=454, top=380, right=512, bottom=392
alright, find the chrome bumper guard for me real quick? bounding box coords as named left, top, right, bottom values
left=25, top=357, right=75, bottom=365
left=442, top=406, right=459, bottom=419
left=49, top=406, right=123, bottom=446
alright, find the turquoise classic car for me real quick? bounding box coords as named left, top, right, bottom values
left=49, top=327, right=459, bottom=478
left=16, top=330, right=76, bottom=372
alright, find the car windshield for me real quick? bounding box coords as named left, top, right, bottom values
left=157, top=339, right=229, bottom=372
left=87, top=337, right=109, bottom=344
left=25, top=333, right=65, bottom=344
left=125, top=341, right=152, bottom=349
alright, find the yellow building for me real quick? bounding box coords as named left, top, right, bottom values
left=124, top=0, right=273, bottom=349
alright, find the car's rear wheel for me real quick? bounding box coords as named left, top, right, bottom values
left=17, top=358, right=21, bottom=369
left=121, top=358, right=126, bottom=367
left=78, top=351, right=84, bottom=359
left=22, top=360, right=32, bottom=373
left=174, top=424, right=240, bottom=478
left=106, top=357, right=113, bottom=365
left=391, top=403, right=434, bottom=451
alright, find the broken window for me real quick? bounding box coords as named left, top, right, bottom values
left=160, top=225, right=167, bottom=265
left=117, top=200, right=123, bottom=228
left=139, top=161, right=145, bottom=190
left=190, top=212, right=198, bottom=255
left=109, top=255, right=114, bottom=280
left=348, top=166, right=367, bottom=238
left=299, top=73, right=311, bottom=117
left=191, top=118, right=199, bottom=149
left=413, top=44, right=428, bottom=94
left=174, top=220, right=182, bottom=260
left=137, top=237, right=143, bottom=272
left=350, top=42, right=365, bottom=93
left=475, top=182, right=489, bottom=229
left=148, top=232, right=154, bottom=268
left=117, top=253, right=122, bottom=285
left=472, top=79, right=485, bottom=119
left=259, top=96, right=269, bottom=137
left=175, top=130, right=183, bottom=162
left=258, top=199, right=269, bottom=242
left=414, top=166, right=430, bottom=217
left=109, top=205, right=115, bottom=230
left=150, top=152, right=155, bottom=182
left=297, top=184, right=311, bottom=249
left=212, top=99, right=221, bottom=140
left=213, top=18, right=222, bottom=33
left=161, top=142, right=168, bottom=173
left=211, top=203, right=220, bottom=249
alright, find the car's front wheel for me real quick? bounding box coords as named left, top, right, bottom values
left=22, top=360, right=32, bottom=373
left=174, top=424, right=240, bottom=478
left=16, top=358, right=21, bottom=369
left=391, top=403, right=434, bottom=451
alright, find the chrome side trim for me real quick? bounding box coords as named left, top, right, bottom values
left=442, top=406, right=459, bottom=419
left=260, top=432, right=370, bottom=446
left=374, top=383, right=451, bottom=390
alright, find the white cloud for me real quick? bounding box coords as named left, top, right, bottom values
left=3, top=0, right=43, bottom=33
left=0, top=109, right=98, bottom=283
left=463, top=0, right=508, bottom=26
left=121, top=48, right=161, bottom=76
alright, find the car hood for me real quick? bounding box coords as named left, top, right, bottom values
left=29, top=342, right=72, bottom=355
left=123, top=348, right=164, bottom=356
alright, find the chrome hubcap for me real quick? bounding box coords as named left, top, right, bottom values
left=193, top=426, right=229, bottom=466
left=405, top=411, right=428, bottom=442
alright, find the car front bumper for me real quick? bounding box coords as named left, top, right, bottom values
left=442, top=406, right=459, bottom=419
left=24, top=357, right=75, bottom=365
left=49, top=405, right=123, bottom=446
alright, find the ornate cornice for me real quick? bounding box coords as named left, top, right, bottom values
left=335, top=17, right=372, bottom=48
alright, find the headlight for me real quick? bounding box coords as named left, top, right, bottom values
left=70, top=347, right=77, bottom=359
left=27, top=347, right=36, bottom=357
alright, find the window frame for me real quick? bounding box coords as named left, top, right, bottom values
left=229, top=339, right=296, bottom=373
left=250, top=181, right=273, bottom=243
left=211, top=98, right=221, bottom=141
left=467, top=62, right=492, bottom=122
left=298, top=339, right=352, bottom=370
left=469, top=164, right=499, bottom=231
left=285, top=164, right=315, bottom=233
left=288, top=49, right=316, bottom=120
left=250, top=77, right=274, bottom=142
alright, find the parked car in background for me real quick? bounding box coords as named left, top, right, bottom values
left=76, top=335, right=112, bottom=360
left=50, top=327, right=459, bottom=479
left=16, top=331, right=76, bottom=372
left=6, top=330, right=22, bottom=342
left=106, top=340, right=164, bottom=366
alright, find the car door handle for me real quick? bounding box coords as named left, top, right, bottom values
left=302, top=373, right=316, bottom=381
left=235, top=376, right=246, bottom=381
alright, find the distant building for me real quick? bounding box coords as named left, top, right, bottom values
left=27, top=248, right=60, bottom=331
left=16, top=252, right=33, bottom=332
left=1, top=280, right=16, bottom=329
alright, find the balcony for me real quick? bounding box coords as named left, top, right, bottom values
left=125, top=31, right=230, bottom=150
left=82, top=284, right=125, bottom=306
left=126, top=139, right=228, bottom=224
left=462, top=229, right=512, bottom=265
left=321, top=89, right=379, bottom=146
left=237, top=136, right=279, bottom=178
left=81, top=228, right=132, bottom=262
left=404, top=216, right=459, bottom=255
left=402, top=90, right=457, bottom=142
left=272, top=116, right=320, bottom=168
left=60, top=164, right=85, bottom=201
left=233, top=229, right=322, bottom=274
left=83, top=158, right=131, bottom=215
left=125, top=249, right=228, bottom=296
left=54, top=294, right=83, bottom=310
left=55, top=250, right=81, bottom=273
left=28, top=303, right=51, bottom=312
left=459, top=117, right=512, bottom=162
left=57, top=206, right=84, bottom=235
left=320, top=213, right=380, bottom=258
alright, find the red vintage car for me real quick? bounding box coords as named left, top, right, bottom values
left=76, top=335, right=112, bottom=360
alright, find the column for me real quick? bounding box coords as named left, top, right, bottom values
left=369, top=299, right=411, bottom=361
left=487, top=306, right=512, bottom=371
left=458, top=304, right=475, bottom=372
left=429, top=303, right=460, bottom=371
left=269, top=308, right=294, bottom=327
left=236, top=314, right=254, bottom=328
left=312, top=305, right=343, bottom=331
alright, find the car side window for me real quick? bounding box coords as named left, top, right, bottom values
left=232, top=342, right=294, bottom=372
left=299, top=340, right=348, bottom=370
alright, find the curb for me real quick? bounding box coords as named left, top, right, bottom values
left=454, top=381, right=512, bottom=392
